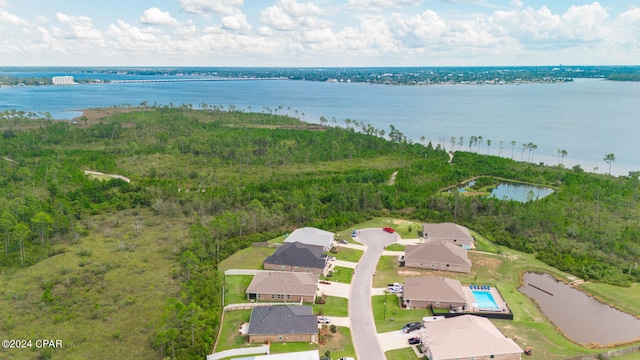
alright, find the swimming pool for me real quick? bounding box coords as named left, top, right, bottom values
left=472, top=290, right=500, bottom=310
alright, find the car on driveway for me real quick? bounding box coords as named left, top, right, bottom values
left=408, top=336, right=422, bottom=345
left=387, top=283, right=403, bottom=293
left=318, top=316, right=331, bottom=324
left=339, top=239, right=349, bottom=244
left=383, top=227, right=395, bottom=233
left=402, top=322, right=424, bottom=333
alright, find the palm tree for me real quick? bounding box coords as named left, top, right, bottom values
left=557, top=149, right=568, bottom=165
left=510, top=141, right=517, bottom=159
left=486, top=139, right=491, bottom=154
left=604, top=153, right=616, bottom=175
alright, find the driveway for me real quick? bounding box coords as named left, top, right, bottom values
left=377, top=329, right=428, bottom=352
left=318, top=281, right=351, bottom=298
left=348, top=228, right=396, bottom=360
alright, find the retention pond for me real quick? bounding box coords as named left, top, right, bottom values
left=519, top=272, right=640, bottom=346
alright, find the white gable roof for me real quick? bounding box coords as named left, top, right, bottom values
left=283, top=227, right=334, bottom=249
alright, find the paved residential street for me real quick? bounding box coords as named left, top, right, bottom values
left=349, top=228, right=397, bottom=360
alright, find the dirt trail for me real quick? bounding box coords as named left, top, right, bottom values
left=84, top=170, right=131, bottom=183
left=389, top=171, right=398, bottom=185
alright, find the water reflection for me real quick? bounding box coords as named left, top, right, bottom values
left=453, top=180, right=554, bottom=202
left=519, top=272, right=640, bottom=346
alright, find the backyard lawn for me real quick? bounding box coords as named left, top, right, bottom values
left=218, top=245, right=277, bottom=271
left=214, top=310, right=253, bottom=352
left=223, top=275, right=254, bottom=306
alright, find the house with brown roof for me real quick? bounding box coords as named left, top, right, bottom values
left=246, top=271, right=319, bottom=303
left=263, top=242, right=329, bottom=275
left=422, top=315, right=523, bottom=360
left=246, top=305, right=318, bottom=344
left=422, top=222, right=475, bottom=249
left=404, top=240, right=471, bottom=273
left=402, top=276, right=467, bottom=310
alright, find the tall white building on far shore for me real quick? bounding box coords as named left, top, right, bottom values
left=52, top=76, right=75, bottom=85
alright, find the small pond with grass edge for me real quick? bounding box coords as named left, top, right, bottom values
left=519, top=272, right=640, bottom=346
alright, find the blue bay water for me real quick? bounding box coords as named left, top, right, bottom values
left=0, top=77, right=638, bottom=175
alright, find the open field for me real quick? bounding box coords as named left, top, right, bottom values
left=0, top=209, right=188, bottom=360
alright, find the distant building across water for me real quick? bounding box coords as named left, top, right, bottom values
left=52, top=76, right=75, bottom=85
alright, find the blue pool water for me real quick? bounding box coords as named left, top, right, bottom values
left=472, top=291, right=500, bottom=310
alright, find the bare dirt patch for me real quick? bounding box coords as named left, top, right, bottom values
left=398, top=270, right=423, bottom=276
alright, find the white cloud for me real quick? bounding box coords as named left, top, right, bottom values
left=55, top=13, right=102, bottom=40
left=140, top=7, right=180, bottom=27
left=345, top=0, right=422, bottom=11
left=106, top=20, right=166, bottom=49
left=0, top=10, right=29, bottom=25
left=179, top=0, right=243, bottom=15
left=221, top=13, right=251, bottom=31
left=257, top=26, right=273, bottom=36
left=260, top=6, right=297, bottom=31
left=277, top=0, right=324, bottom=17
left=260, top=0, right=331, bottom=32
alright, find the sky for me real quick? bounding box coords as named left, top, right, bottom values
left=0, top=0, right=638, bottom=67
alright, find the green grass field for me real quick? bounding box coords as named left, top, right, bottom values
left=323, top=266, right=354, bottom=283
left=385, top=347, right=420, bottom=360
left=313, top=296, right=349, bottom=317
left=330, top=247, right=364, bottom=263
left=223, top=275, right=254, bottom=306
left=0, top=209, right=189, bottom=360
left=218, top=245, right=277, bottom=271
left=372, top=294, right=432, bottom=333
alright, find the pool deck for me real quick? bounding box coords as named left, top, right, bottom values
left=461, top=285, right=510, bottom=313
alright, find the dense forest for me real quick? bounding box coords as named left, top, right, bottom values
left=0, top=106, right=638, bottom=358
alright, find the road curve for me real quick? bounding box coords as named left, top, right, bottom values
left=349, top=228, right=397, bottom=360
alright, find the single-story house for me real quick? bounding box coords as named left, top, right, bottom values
left=404, top=240, right=471, bottom=273
left=422, top=315, right=523, bottom=360
left=246, top=271, right=319, bottom=303
left=246, top=305, right=318, bottom=344
left=422, top=222, right=475, bottom=249
left=264, top=242, right=328, bottom=275
left=283, top=227, right=334, bottom=252
left=402, top=276, right=467, bottom=310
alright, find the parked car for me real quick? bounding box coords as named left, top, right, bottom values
left=338, top=358, right=355, bottom=360
left=351, top=230, right=358, bottom=237
left=408, top=336, right=422, bottom=345
left=402, top=322, right=423, bottom=333
left=339, top=239, right=349, bottom=244
left=387, top=283, right=403, bottom=293
left=317, top=316, right=331, bottom=324
left=383, top=227, right=395, bottom=233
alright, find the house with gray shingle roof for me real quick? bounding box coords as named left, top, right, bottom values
left=422, top=222, right=475, bottom=249
left=402, top=276, right=467, bottom=310
left=422, top=315, right=523, bottom=360
left=404, top=240, right=471, bottom=273
left=246, top=305, right=318, bottom=344
left=263, top=242, right=328, bottom=275
left=283, top=227, right=334, bottom=252
left=246, top=271, right=318, bottom=303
